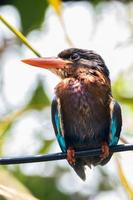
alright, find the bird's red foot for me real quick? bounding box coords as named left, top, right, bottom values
left=67, top=147, right=76, bottom=165
left=100, top=142, right=109, bottom=161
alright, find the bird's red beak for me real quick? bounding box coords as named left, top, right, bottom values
left=21, top=57, right=71, bottom=69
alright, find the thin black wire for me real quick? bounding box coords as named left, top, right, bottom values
left=0, top=144, right=133, bottom=165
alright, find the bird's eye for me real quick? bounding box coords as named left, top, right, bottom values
left=70, top=53, right=80, bottom=61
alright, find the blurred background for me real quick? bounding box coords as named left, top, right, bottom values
left=0, top=0, right=133, bottom=199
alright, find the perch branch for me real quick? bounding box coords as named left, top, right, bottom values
left=0, top=144, right=133, bottom=165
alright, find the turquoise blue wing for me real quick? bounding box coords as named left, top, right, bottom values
left=51, top=97, right=66, bottom=152
left=109, top=100, right=122, bottom=146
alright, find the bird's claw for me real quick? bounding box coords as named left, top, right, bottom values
left=67, top=147, right=76, bottom=165
left=100, top=142, right=109, bottom=161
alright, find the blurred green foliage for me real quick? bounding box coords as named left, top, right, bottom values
left=0, top=0, right=132, bottom=36
left=15, top=173, right=69, bottom=200
left=0, top=0, right=133, bottom=200
left=27, top=80, right=50, bottom=111
left=0, top=0, right=48, bottom=35
left=0, top=80, right=50, bottom=138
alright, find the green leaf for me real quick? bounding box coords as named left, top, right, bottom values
left=39, top=139, right=55, bottom=154
left=14, top=0, right=48, bottom=35
left=112, top=72, right=133, bottom=106
left=14, top=170, right=69, bottom=200
left=26, top=80, right=50, bottom=111
left=0, top=0, right=48, bottom=35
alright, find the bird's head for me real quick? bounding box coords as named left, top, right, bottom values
left=22, top=48, right=109, bottom=79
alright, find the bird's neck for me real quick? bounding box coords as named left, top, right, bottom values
left=55, top=70, right=111, bottom=102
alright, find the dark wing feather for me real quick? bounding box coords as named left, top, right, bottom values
left=96, top=99, right=122, bottom=166
left=109, top=99, right=122, bottom=146
left=51, top=97, right=66, bottom=152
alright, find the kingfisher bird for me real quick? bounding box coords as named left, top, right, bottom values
left=22, top=48, right=122, bottom=181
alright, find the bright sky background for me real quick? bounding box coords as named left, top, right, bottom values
left=1, top=2, right=133, bottom=199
